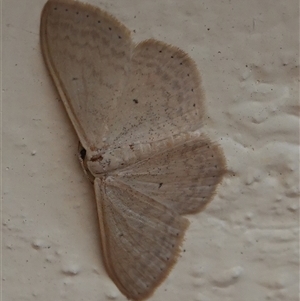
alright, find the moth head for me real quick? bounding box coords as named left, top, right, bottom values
left=83, top=146, right=131, bottom=176
left=77, top=144, right=115, bottom=176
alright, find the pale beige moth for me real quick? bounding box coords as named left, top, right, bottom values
left=40, top=0, right=226, bottom=300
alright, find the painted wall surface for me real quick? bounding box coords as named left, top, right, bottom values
left=2, top=0, right=299, bottom=300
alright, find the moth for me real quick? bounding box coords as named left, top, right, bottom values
left=40, top=0, right=226, bottom=300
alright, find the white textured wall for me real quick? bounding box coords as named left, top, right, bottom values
left=3, top=0, right=299, bottom=300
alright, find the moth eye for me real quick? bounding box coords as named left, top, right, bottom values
left=80, top=147, right=87, bottom=160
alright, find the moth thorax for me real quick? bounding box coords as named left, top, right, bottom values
left=86, top=151, right=126, bottom=175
